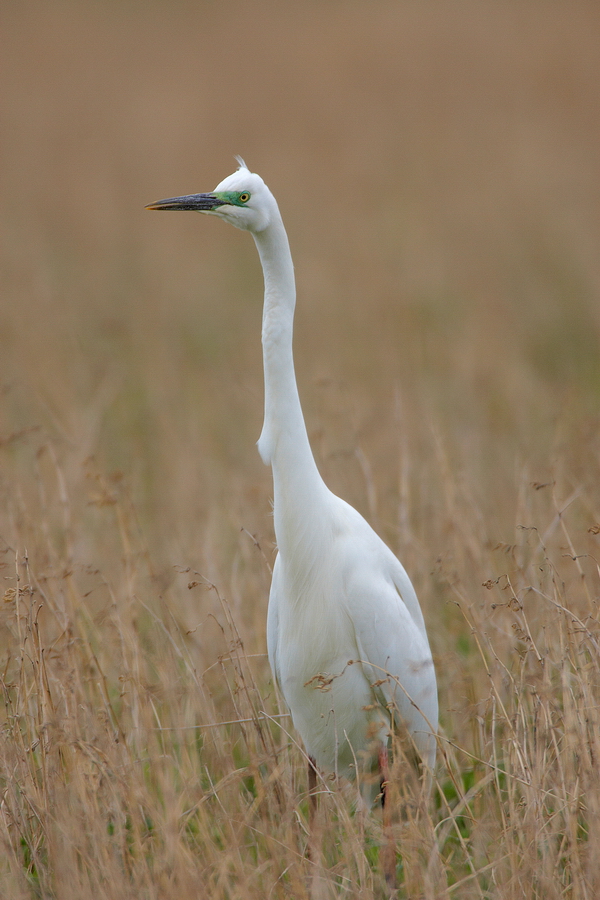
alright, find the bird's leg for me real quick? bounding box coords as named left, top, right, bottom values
left=306, top=757, right=321, bottom=868
left=307, top=757, right=331, bottom=898
left=379, top=744, right=397, bottom=891
left=308, top=756, right=318, bottom=824
left=307, top=756, right=319, bottom=860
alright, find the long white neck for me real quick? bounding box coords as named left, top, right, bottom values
left=253, top=215, right=329, bottom=553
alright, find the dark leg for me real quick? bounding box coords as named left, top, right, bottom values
left=379, top=744, right=396, bottom=891
left=306, top=757, right=319, bottom=864
left=308, top=756, right=318, bottom=824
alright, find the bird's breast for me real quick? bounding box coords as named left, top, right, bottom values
left=272, top=575, right=387, bottom=776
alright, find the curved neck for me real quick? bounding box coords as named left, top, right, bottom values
left=253, top=218, right=328, bottom=545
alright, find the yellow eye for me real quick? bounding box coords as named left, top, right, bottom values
left=239, top=192, right=250, bottom=203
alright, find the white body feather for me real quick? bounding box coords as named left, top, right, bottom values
left=149, top=162, right=438, bottom=784
left=267, top=490, right=437, bottom=777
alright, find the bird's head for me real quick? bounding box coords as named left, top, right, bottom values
left=146, top=158, right=274, bottom=233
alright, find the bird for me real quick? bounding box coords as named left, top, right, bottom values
left=147, top=159, right=438, bottom=886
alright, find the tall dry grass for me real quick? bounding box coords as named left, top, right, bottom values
left=1, top=1, right=600, bottom=897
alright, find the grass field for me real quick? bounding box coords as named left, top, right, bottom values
left=1, top=2, right=600, bottom=897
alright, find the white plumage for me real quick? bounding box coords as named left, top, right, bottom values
left=147, top=160, right=438, bottom=793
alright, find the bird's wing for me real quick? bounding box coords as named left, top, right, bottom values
left=344, top=562, right=428, bottom=693
left=266, top=553, right=282, bottom=691
left=386, top=550, right=427, bottom=637
left=341, top=537, right=438, bottom=760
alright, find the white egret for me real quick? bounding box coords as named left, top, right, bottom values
left=147, top=160, right=438, bottom=886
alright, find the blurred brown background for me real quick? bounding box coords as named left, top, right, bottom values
left=1, top=3, right=600, bottom=896
left=2, top=0, right=600, bottom=642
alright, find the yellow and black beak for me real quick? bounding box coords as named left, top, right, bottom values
left=145, top=193, right=227, bottom=212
